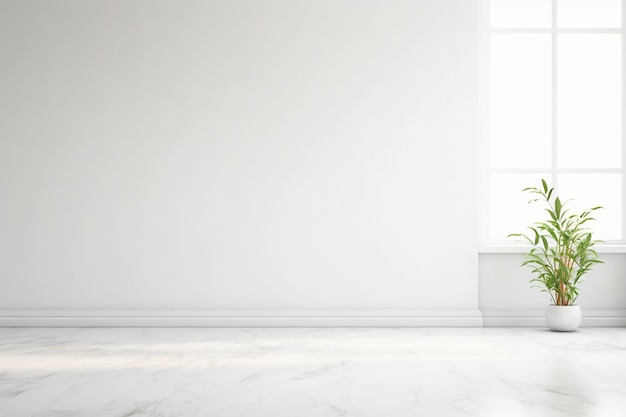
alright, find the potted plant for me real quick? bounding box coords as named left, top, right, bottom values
left=509, top=179, right=603, bottom=331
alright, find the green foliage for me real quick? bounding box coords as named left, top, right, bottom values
left=509, top=179, right=603, bottom=306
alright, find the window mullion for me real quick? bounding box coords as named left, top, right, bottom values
left=485, top=0, right=492, bottom=244
left=622, top=0, right=626, bottom=242
left=552, top=0, right=558, bottom=189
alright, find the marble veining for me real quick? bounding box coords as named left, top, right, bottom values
left=0, top=327, right=625, bottom=416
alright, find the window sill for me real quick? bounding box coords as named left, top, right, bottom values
left=478, top=244, right=626, bottom=254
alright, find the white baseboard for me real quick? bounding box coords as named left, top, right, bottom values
left=481, top=308, right=626, bottom=327
left=3, top=308, right=624, bottom=327
left=0, top=308, right=484, bottom=327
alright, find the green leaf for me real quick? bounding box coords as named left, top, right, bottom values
left=532, top=228, right=540, bottom=245
left=555, top=197, right=562, bottom=219
left=546, top=208, right=557, bottom=222
left=542, top=179, right=548, bottom=193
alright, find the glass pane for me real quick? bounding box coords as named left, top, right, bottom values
left=557, top=34, right=622, bottom=169
left=558, top=0, right=622, bottom=28
left=557, top=174, right=622, bottom=241
left=489, top=34, right=552, bottom=169
left=490, top=0, right=552, bottom=28
left=489, top=173, right=551, bottom=242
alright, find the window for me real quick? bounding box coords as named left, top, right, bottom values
left=484, top=0, right=625, bottom=245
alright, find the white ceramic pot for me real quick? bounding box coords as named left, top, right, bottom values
left=545, top=304, right=582, bottom=332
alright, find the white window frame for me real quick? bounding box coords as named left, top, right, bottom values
left=480, top=0, right=626, bottom=253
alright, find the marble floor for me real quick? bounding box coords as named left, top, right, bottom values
left=0, top=327, right=625, bottom=417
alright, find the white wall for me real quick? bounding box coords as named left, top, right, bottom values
left=0, top=0, right=481, bottom=325
left=479, top=252, right=626, bottom=326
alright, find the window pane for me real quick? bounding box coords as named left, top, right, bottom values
left=489, top=34, right=552, bottom=169
left=557, top=34, right=622, bottom=169
left=557, top=174, right=622, bottom=241
left=489, top=173, right=550, bottom=242
left=558, top=0, right=622, bottom=28
left=490, top=0, right=552, bottom=29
